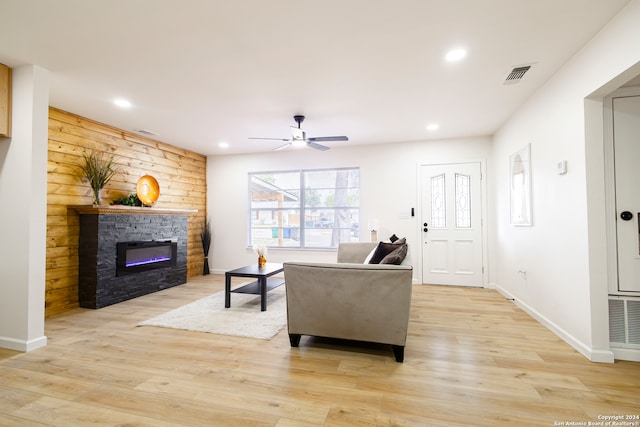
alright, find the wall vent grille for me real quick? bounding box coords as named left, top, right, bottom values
left=609, top=297, right=640, bottom=348
left=503, top=65, right=532, bottom=85
left=629, top=300, right=640, bottom=344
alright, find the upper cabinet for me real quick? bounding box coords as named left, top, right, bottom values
left=0, top=63, right=11, bottom=137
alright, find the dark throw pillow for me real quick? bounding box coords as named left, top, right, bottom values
left=368, top=242, right=401, bottom=264
left=380, top=243, right=408, bottom=265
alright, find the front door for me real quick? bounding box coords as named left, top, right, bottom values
left=421, top=162, right=483, bottom=286
left=613, top=95, right=640, bottom=293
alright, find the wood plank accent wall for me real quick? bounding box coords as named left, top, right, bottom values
left=46, top=107, right=207, bottom=316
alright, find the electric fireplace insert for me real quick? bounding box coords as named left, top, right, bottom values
left=116, top=240, right=177, bottom=276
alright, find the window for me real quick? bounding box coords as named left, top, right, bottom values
left=431, top=174, right=446, bottom=229
left=249, top=168, right=360, bottom=248
left=455, top=173, right=471, bottom=228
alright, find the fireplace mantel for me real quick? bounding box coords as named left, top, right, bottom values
left=69, top=205, right=197, bottom=216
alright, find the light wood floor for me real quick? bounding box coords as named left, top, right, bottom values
left=1, top=275, right=638, bottom=426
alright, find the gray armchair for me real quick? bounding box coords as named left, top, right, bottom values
left=284, top=242, right=413, bottom=362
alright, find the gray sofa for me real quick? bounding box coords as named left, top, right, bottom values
left=284, top=242, right=413, bottom=362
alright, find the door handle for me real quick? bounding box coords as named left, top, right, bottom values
left=621, top=211, right=633, bottom=221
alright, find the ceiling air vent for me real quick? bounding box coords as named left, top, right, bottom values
left=134, top=129, right=157, bottom=136
left=503, top=65, right=533, bottom=85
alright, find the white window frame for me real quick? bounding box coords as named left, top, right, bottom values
left=248, top=167, right=360, bottom=249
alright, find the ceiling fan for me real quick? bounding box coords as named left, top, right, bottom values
left=249, top=115, right=348, bottom=151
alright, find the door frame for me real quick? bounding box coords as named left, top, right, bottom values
left=604, top=86, right=640, bottom=296
left=415, top=159, right=489, bottom=287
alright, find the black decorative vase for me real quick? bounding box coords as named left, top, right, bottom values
left=203, top=256, right=210, bottom=275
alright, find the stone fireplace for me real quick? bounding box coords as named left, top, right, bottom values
left=71, top=206, right=196, bottom=309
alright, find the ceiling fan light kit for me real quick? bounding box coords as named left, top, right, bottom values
left=249, top=115, right=348, bottom=151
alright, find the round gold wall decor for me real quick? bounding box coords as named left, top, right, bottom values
left=136, top=175, right=160, bottom=206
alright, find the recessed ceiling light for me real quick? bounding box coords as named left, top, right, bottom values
left=426, top=123, right=439, bottom=131
left=218, top=142, right=229, bottom=148
left=445, top=48, right=467, bottom=62
left=114, top=98, right=132, bottom=108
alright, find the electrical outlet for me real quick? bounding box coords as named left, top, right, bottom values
left=517, top=266, right=527, bottom=286
left=557, top=160, right=567, bottom=175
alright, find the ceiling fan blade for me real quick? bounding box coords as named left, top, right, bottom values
left=307, top=136, right=349, bottom=142
left=249, top=137, right=291, bottom=141
left=273, top=142, right=292, bottom=151
left=307, top=141, right=330, bottom=151
left=250, top=116, right=344, bottom=152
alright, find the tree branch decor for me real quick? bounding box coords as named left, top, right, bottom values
left=80, top=150, right=119, bottom=205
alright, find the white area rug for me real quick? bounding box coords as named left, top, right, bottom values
left=138, top=288, right=287, bottom=340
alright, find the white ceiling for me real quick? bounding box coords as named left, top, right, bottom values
left=0, top=0, right=632, bottom=155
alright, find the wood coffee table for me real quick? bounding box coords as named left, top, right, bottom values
left=224, top=263, right=284, bottom=311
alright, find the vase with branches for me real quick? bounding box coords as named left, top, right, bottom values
left=80, top=150, right=118, bottom=205
left=201, top=218, right=212, bottom=275
left=253, top=245, right=268, bottom=268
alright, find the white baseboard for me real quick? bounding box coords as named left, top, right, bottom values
left=494, top=285, right=615, bottom=364
left=611, top=347, right=640, bottom=362
left=589, top=349, right=616, bottom=363
left=0, top=335, right=47, bottom=352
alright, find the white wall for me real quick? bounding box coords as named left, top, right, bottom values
left=206, top=136, right=491, bottom=282
left=491, top=0, right=640, bottom=362
left=0, top=65, right=49, bottom=351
